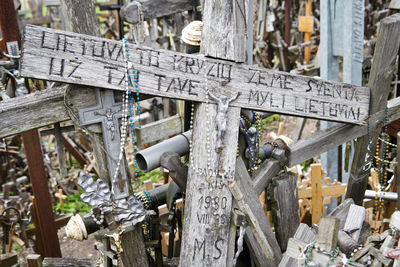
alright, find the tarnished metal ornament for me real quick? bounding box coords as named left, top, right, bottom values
left=78, top=172, right=155, bottom=226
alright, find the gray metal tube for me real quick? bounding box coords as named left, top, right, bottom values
left=364, top=190, right=398, bottom=201
left=136, top=131, right=191, bottom=172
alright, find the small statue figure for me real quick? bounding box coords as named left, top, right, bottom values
left=245, top=126, right=257, bottom=165
left=95, top=108, right=118, bottom=140
left=209, top=91, right=241, bottom=151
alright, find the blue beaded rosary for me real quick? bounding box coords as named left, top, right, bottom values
left=121, top=39, right=141, bottom=179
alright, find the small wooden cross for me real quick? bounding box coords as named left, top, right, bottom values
left=54, top=188, right=67, bottom=213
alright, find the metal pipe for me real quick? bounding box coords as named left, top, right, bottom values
left=364, top=190, right=398, bottom=201
left=136, top=131, right=191, bottom=172
left=137, top=111, right=273, bottom=172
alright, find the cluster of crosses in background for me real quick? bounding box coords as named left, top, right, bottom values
left=1, top=0, right=400, bottom=266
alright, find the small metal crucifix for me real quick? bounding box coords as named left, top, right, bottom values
left=78, top=88, right=129, bottom=199
left=209, top=91, right=241, bottom=151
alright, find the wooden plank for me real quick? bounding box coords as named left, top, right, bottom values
left=298, top=183, right=346, bottom=199
left=288, top=96, right=400, bottom=167
left=311, top=164, right=323, bottom=225
left=136, top=114, right=182, bottom=146
left=42, top=258, right=93, bottom=267
left=61, top=134, right=86, bottom=167
left=272, top=172, right=299, bottom=252
left=346, top=13, right=400, bottom=204
left=0, top=253, right=18, bottom=267
left=253, top=159, right=281, bottom=196
left=201, top=0, right=247, bottom=62
left=0, top=88, right=69, bottom=138
left=343, top=204, right=365, bottom=242
left=293, top=223, right=316, bottom=244
left=120, top=0, right=194, bottom=24
left=229, top=157, right=282, bottom=265
left=316, top=217, right=339, bottom=252
left=20, top=25, right=370, bottom=124
left=0, top=0, right=20, bottom=53
left=27, top=254, right=43, bottom=267
left=243, top=225, right=270, bottom=267
left=284, top=238, right=307, bottom=259
left=23, top=131, right=62, bottom=257
left=54, top=123, right=67, bottom=178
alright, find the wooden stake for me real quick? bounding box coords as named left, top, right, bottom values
left=311, top=164, right=323, bottom=225
left=304, top=0, right=312, bottom=64
left=346, top=14, right=400, bottom=204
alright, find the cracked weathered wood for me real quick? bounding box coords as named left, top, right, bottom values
left=136, top=114, right=182, bottom=146
left=200, top=0, right=247, bottom=62
left=179, top=1, right=246, bottom=265
left=20, top=25, right=370, bottom=124
left=316, top=217, right=339, bottom=252
left=346, top=13, right=400, bottom=204
left=243, top=226, right=270, bottom=267
left=230, top=157, right=282, bottom=265
left=342, top=204, right=365, bottom=242
left=288, top=96, right=400, bottom=167
left=253, top=159, right=281, bottom=196
left=272, top=172, right=299, bottom=252
left=0, top=88, right=69, bottom=138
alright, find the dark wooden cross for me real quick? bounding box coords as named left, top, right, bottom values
left=78, top=88, right=129, bottom=199
left=19, top=1, right=373, bottom=264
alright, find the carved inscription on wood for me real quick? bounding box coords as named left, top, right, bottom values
left=21, top=25, right=370, bottom=124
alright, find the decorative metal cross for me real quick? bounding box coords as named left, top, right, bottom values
left=78, top=88, right=129, bottom=199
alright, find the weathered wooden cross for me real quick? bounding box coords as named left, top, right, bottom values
left=19, top=1, right=371, bottom=265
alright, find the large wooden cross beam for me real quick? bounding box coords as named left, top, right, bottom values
left=21, top=25, right=369, bottom=125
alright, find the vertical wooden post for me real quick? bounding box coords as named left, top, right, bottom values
left=346, top=14, right=400, bottom=204
left=180, top=1, right=247, bottom=266
left=23, top=132, right=62, bottom=257
left=311, top=164, right=323, bottom=225
left=54, top=123, right=67, bottom=178
left=303, top=0, right=312, bottom=64
left=284, top=0, right=291, bottom=47
left=273, top=172, right=300, bottom=252
left=0, top=0, right=61, bottom=258
left=0, top=0, right=20, bottom=53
